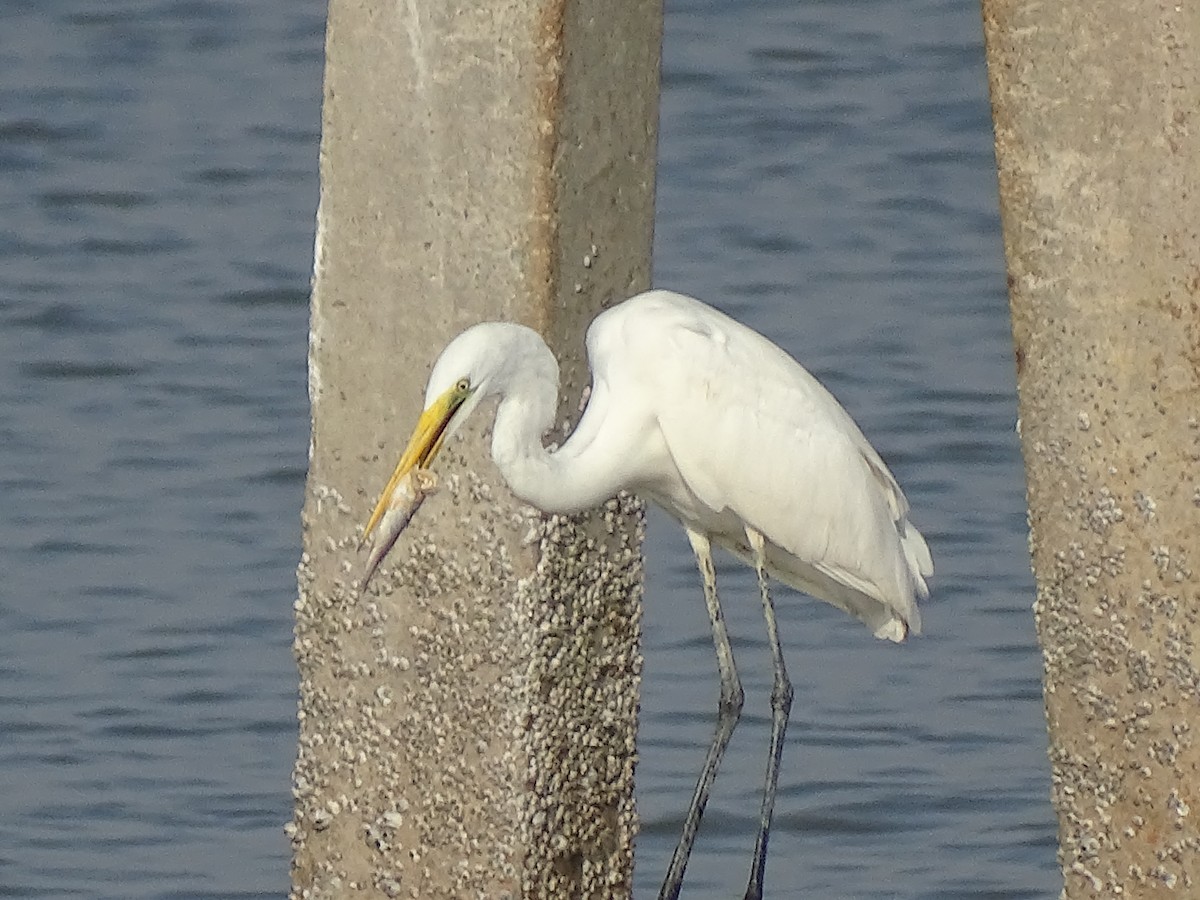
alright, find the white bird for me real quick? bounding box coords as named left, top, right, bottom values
left=361, top=289, right=933, bottom=900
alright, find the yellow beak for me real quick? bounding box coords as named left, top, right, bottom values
left=361, top=385, right=463, bottom=545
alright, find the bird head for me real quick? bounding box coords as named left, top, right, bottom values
left=360, top=322, right=542, bottom=545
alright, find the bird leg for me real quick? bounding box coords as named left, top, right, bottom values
left=659, top=529, right=745, bottom=900
left=744, top=527, right=794, bottom=900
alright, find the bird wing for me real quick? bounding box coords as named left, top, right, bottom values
left=591, top=291, right=930, bottom=638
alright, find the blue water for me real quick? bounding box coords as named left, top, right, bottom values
left=0, top=0, right=1058, bottom=898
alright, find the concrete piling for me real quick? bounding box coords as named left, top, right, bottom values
left=291, top=1, right=663, bottom=897
left=984, top=2, right=1200, bottom=894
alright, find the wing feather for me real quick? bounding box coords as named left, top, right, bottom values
left=589, top=291, right=930, bottom=639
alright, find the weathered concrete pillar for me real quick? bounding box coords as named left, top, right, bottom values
left=983, top=2, right=1200, bottom=896
left=290, top=2, right=661, bottom=897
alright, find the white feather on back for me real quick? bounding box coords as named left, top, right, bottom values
left=584, top=290, right=931, bottom=640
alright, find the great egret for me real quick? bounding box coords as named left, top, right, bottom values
left=361, top=289, right=932, bottom=900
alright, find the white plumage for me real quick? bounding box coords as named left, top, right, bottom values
left=407, top=289, right=931, bottom=638
left=361, top=288, right=933, bottom=900
left=578, top=290, right=930, bottom=639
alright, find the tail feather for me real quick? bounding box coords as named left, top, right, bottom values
left=901, top=520, right=933, bottom=599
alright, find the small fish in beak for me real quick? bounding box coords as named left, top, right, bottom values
left=359, top=467, right=438, bottom=592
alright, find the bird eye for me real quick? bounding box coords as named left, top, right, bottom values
left=456, top=378, right=470, bottom=393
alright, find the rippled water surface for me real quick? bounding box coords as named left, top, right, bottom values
left=0, top=1, right=1058, bottom=897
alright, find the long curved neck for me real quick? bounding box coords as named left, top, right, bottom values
left=489, top=348, right=624, bottom=516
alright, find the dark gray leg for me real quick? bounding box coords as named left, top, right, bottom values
left=659, top=529, right=744, bottom=900
left=743, top=527, right=793, bottom=900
